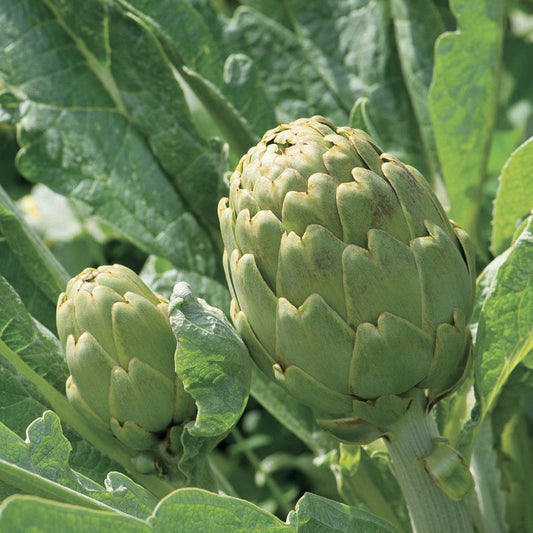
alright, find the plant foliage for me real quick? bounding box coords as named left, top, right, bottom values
left=1, top=0, right=532, bottom=531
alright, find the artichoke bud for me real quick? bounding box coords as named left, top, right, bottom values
left=57, top=265, right=196, bottom=458
left=219, top=116, right=476, bottom=444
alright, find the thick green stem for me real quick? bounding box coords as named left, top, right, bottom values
left=384, top=392, right=473, bottom=533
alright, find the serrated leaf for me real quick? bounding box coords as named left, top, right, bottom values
left=0, top=411, right=157, bottom=517
left=287, top=492, right=397, bottom=533
left=491, top=136, right=533, bottom=255
left=429, top=0, right=504, bottom=245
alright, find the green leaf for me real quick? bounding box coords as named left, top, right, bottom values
left=491, top=136, right=533, bottom=255
left=225, top=5, right=341, bottom=124
left=474, top=215, right=533, bottom=415
left=332, top=444, right=409, bottom=532
left=168, top=283, right=251, bottom=484
left=180, top=63, right=259, bottom=158
left=1, top=487, right=292, bottom=532
left=107, top=0, right=272, bottom=155
left=0, top=184, right=69, bottom=330
left=391, top=0, right=444, bottom=183
left=0, top=0, right=220, bottom=276
left=498, top=404, right=533, bottom=531
left=0, top=274, right=69, bottom=394
left=0, top=368, right=49, bottom=439
left=250, top=367, right=337, bottom=458
left=0, top=496, right=149, bottom=533
left=489, top=365, right=533, bottom=532
left=287, top=492, right=397, bottom=533
left=468, top=418, right=507, bottom=533
left=150, top=488, right=291, bottom=532
left=113, top=0, right=225, bottom=87
left=458, top=215, right=533, bottom=459
left=0, top=411, right=157, bottom=517
left=282, top=0, right=429, bottom=176
left=429, top=0, right=505, bottom=248
left=140, top=256, right=230, bottom=315
left=0, top=276, right=176, bottom=498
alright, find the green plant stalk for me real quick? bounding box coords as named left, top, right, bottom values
left=500, top=412, right=533, bottom=531
left=230, top=427, right=293, bottom=516
left=0, top=338, right=176, bottom=500
left=337, top=450, right=408, bottom=533
left=384, top=391, right=473, bottom=533
left=467, top=417, right=507, bottom=533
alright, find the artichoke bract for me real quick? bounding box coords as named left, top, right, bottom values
left=57, top=264, right=196, bottom=457
left=218, top=116, right=476, bottom=443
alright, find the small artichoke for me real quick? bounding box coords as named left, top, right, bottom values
left=57, top=264, right=196, bottom=456
left=218, top=116, right=476, bottom=442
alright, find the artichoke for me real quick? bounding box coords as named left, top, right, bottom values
left=56, top=264, right=196, bottom=457
left=218, top=116, right=476, bottom=443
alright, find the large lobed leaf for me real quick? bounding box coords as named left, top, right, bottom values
left=429, top=0, right=505, bottom=247
left=0, top=0, right=223, bottom=277
left=491, top=136, right=533, bottom=255
left=0, top=412, right=395, bottom=532
left=225, top=0, right=432, bottom=179
left=457, top=215, right=533, bottom=460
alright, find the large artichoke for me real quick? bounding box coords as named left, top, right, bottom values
left=56, top=264, right=196, bottom=458
left=218, top=116, right=476, bottom=443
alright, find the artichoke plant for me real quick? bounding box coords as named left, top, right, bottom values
left=218, top=116, right=476, bottom=443
left=56, top=264, right=196, bottom=460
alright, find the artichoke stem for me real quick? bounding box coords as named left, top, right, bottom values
left=383, top=391, right=473, bottom=533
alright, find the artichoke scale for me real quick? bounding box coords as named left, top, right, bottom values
left=65, top=332, right=115, bottom=421
left=72, top=285, right=123, bottom=359
left=234, top=209, right=284, bottom=291
left=252, top=169, right=307, bottom=219
left=277, top=225, right=347, bottom=319
left=112, top=291, right=176, bottom=376
left=276, top=295, right=354, bottom=395
left=336, top=168, right=411, bottom=247
left=342, top=230, right=422, bottom=328
left=349, top=313, right=434, bottom=400
left=228, top=249, right=278, bottom=357
left=282, top=172, right=343, bottom=238
left=410, top=221, right=473, bottom=330
left=108, top=359, right=175, bottom=433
